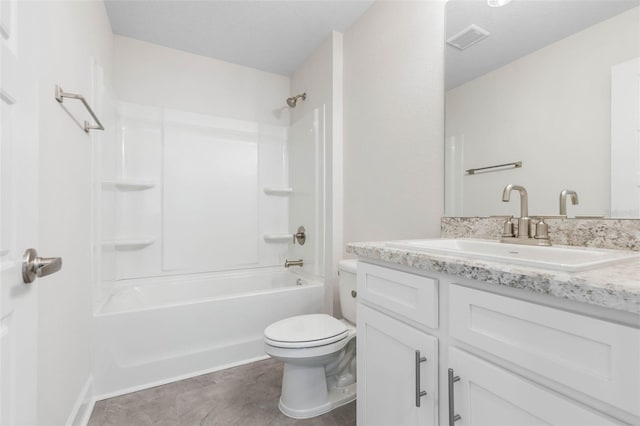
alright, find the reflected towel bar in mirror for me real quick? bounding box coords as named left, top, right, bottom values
left=55, top=85, right=105, bottom=133
left=465, top=161, right=522, bottom=175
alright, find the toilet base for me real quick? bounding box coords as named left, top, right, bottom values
left=265, top=320, right=357, bottom=420
left=278, top=381, right=356, bottom=419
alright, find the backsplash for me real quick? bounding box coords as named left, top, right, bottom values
left=441, top=217, right=640, bottom=251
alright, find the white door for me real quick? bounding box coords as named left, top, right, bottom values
left=448, top=347, right=618, bottom=426
left=611, top=58, right=640, bottom=217
left=1, top=2, right=43, bottom=424
left=357, top=304, right=438, bottom=426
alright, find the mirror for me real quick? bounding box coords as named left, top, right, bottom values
left=444, top=0, right=639, bottom=218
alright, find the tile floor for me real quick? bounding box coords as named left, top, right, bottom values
left=87, top=358, right=356, bottom=426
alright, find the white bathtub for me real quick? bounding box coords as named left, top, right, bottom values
left=93, top=268, right=324, bottom=398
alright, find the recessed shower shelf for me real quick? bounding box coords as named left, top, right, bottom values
left=263, top=187, right=293, bottom=196
left=264, top=234, right=292, bottom=243
left=102, top=238, right=155, bottom=250
left=102, top=179, right=156, bottom=191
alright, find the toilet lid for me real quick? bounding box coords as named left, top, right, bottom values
left=264, top=314, right=348, bottom=348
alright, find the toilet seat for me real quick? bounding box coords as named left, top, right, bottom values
left=264, top=314, right=349, bottom=349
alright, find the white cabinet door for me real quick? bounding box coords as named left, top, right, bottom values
left=448, top=348, right=620, bottom=426
left=357, top=304, right=438, bottom=426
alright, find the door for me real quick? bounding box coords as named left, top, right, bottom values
left=447, top=347, right=619, bottom=426
left=357, top=304, right=438, bottom=426
left=1, top=1, right=40, bottom=424
left=611, top=57, right=640, bottom=217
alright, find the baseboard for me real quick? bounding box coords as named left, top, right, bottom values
left=94, top=354, right=269, bottom=402
left=65, top=375, right=95, bottom=426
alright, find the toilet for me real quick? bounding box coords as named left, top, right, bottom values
left=263, top=259, right=358, bottom=419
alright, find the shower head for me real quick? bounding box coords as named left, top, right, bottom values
left=286, top=93, right=306, bottom=108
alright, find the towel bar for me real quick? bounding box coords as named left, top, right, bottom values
left=55, top=85, right=104, bottom=133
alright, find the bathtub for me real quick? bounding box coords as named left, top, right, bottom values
left=93, top=268, right=324, bottom=398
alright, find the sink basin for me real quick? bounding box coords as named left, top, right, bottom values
left=386, top=239, right=640, bottom=272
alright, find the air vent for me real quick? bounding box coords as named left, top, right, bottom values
left=447, top=24, right=490, bottom=50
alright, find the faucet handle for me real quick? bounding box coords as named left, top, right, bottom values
left=501, top=216, right=515, bottom=238
left=534, top=218, right=550, bottom=241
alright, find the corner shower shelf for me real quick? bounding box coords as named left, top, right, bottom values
left=263, top=234, right=292, bottom=243
left=102, top=238, right=155, bottom=250
left=263, top=186, right=293, bottom=196
left=102, top=179, right=156, bottom=191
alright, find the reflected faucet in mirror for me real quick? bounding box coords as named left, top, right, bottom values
left=559, top=189, right=579, bottom=217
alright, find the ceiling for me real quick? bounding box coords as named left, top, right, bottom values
left=446, top=0, right=639, bottom=90
left=104, top=0, right=374, bottom=76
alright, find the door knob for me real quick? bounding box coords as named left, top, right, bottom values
left=22, top=248, right=62, bottom=284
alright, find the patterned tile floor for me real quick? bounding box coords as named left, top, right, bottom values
left=87, top=358, right=356, bottom=426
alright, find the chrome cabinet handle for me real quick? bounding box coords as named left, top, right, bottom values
left=448, top=368, right=461, bottom=425
left=22, top=248, right=62, bottom=284
left=415, top=350, right=427, bottom=407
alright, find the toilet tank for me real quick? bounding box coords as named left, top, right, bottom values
left=338, top=260, right=358, bottom=324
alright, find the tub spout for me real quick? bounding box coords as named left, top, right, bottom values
left=284, top=259, right=303, bottom=268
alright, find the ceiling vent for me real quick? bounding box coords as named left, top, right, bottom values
left=447, top=24, right=490, bottom=50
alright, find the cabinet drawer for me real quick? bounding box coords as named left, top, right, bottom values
left=449, top=284, right=640, bottom=417
left=358, top=262, right=438, bottom=328
left=449, top=347, right=620, bottom=426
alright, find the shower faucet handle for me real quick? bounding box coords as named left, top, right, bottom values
left=284, top=259, right=304, bottom=268
left=293, top=226, right=306, bottom=245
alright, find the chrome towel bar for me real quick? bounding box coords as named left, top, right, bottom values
left=55, top=85, right=104, bottom=133
left=465, top=161, right=522, bottom=175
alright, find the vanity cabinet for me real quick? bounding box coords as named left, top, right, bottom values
left=356, top=260, right=639, bottom=426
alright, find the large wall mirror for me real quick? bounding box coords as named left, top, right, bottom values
left=444, top=0, right=639, bottom=218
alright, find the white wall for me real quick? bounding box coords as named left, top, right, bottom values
left=343, top=1, right=445, bottom=246
left=113, top=36, right=290, bottom=126
left=446, top=7, right=640, bottom=218
left=35, top=1, right=114, bottom=424
left=290, top=32, right=343, bottom=315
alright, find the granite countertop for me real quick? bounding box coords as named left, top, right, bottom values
left=346, top=240, right=640, bottom=315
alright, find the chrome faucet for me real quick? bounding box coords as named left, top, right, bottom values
left=500, top=184, right=551, bottom=246
left=284, top=259, right=304, bottom=268
left=559, top=189, right=579, bottom=216
left=501, top=184, right=530, bottom=239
